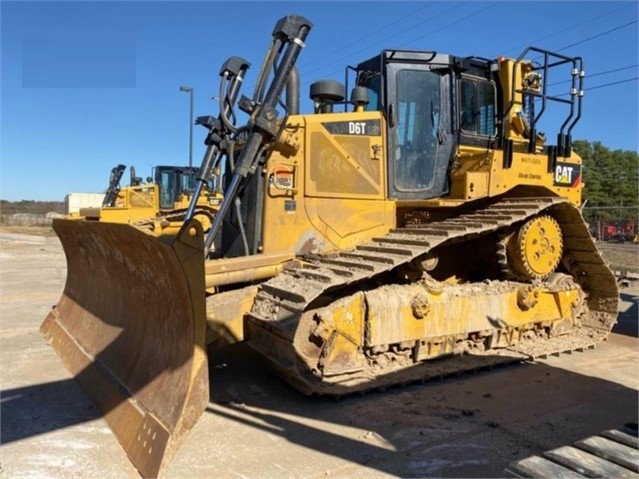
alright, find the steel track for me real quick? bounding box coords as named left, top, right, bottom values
left=246, top=197, right=619, bottom=395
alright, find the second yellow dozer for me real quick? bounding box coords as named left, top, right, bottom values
left=41, top=14, right=619, bottom=478
left=71, top=163, right=222, bottom=235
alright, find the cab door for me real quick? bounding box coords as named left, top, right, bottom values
left=385, top=63, right=454, bottom=199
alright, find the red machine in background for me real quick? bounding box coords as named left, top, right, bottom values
left=600, top=221, right=637, bottom=243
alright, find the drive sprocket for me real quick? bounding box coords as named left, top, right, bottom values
left=506, top=214, right=563, bottom=280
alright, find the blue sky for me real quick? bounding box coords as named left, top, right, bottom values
left=1, top=1, right=637, bottom=201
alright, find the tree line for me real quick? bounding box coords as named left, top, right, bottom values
left=0, top=200, right=65, bottom=216
left=573, top=140, right=639, bottom=225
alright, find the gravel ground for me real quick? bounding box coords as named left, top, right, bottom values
left=596, top=242, right=639, bottom=274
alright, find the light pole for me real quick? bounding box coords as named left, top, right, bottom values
left=179, top=85, right=194, bottom=167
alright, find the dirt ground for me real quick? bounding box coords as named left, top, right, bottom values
left=0, top=228, right=637, bottom=478
left=598, top=242, right=639, bottom=275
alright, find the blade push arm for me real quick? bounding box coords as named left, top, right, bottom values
left=201, top=14, right=312, bottom=256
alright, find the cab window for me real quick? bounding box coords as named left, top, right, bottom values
left=394, top=69, right=440, bottom=190
left=362, top=74, right=382, bottom=111
left=460, top=78, right=496, bottom=136
left=160, top=170, right=177, bottom=209
left=181, top=170, right=197, bottom=193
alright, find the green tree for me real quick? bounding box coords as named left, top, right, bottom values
left=574, top=140, right=639, bottom=226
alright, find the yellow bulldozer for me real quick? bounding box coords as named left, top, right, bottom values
left=72, top=162, right=222, bottom=234
left=41, top=14, right=618, bottom=478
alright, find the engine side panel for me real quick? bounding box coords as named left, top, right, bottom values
left=260, top=112, right=396, bottom=256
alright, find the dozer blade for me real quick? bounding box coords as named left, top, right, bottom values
left=40, top=218, right=208, bottom=478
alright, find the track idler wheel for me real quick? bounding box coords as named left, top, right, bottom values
left=507, top=215, right=563, bottom=280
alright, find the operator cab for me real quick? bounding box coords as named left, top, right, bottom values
left=154, top=166, right=200, bottom=209
left=355, top=50, right=496, bottom=200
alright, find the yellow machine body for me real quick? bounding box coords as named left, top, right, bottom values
left=253, top=111, right=582, bottom=258
left=41, top=16, right=617, bottom=478
left=74, top=166, right=222, bottom=234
